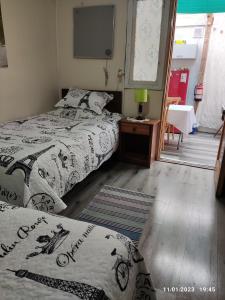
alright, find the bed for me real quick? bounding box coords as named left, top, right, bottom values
left=0, top=90, right=122, bottom=213
left=0, top=201, right=156, bottom=300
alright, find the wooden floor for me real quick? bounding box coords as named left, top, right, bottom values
left=161, top=132, right=220, bottom=169
left=62, top=159, right=225, bottom=300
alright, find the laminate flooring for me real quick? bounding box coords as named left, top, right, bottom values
left=62, top=159, right=225, bottom=300
left=160, top=132, right=220, bottom=169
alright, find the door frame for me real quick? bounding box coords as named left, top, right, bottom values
left=215, top=121, right=225, bottom=197
left=156, top=0, right=178, bottom=160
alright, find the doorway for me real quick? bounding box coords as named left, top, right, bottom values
left=159, top=3, right=225, bottom=170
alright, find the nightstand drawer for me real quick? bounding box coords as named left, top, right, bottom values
left=121, top=123, right=149, bottom=135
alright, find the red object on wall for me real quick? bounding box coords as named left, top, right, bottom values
left=167, top=69, right=190, bottom=133
left=168, top=69, right=190, bottom=105
left=194, top=83, right=203, bottom=101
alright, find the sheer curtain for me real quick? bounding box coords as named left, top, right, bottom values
left=196, top=13, right=225, bottom=130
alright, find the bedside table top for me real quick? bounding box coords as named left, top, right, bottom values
left=119, top=118, right=160, bottom=126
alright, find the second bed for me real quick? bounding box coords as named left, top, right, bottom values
left=0, top=90, right=122, bottom=213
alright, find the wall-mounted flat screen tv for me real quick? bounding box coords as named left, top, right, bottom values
left=74, top=5, right=115, bottom=59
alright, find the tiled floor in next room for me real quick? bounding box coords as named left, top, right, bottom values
left=161, top=132, right=220, bottom=169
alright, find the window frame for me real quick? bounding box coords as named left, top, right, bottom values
left=125, top=0, right=171, bottom=90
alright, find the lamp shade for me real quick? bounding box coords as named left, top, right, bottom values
left=135, top=89, right=148, bottom=103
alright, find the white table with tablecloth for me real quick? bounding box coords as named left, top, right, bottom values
left=168, top=104, right=197, bottom=135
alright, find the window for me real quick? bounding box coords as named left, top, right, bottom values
left=125, top=0, right=171, bottom=90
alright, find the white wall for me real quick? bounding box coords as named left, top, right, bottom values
left=171, top=14, right=207, bottom=105
left=57, top=0, right=127, bottom=96
left=0, top=0, right=58, bottom=122
left=0, top=0, right=166, bottom=122
left=56, top=0, right=165, bottom=119
left=197, top=13, right=225, bottom=130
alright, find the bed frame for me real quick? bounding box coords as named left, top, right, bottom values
left=61, top=89, right=123, bottom=114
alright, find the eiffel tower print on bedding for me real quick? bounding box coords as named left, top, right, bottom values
left=0, top=203, right=156, bottom=300
left=0, top=107, right=121, bottom=213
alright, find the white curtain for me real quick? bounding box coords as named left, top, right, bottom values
left=196, top=13, right=225, bottom=130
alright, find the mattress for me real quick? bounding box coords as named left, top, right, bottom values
left=0, top=107, right=121, bottom=213
left=0, top=201, right=156, bottom=300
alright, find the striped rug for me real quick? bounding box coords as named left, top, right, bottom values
left=77, top=185, right=155, bottom=245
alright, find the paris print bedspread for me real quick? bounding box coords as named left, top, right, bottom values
left=0, top=202, right=156, bottom=300
left=0, top=108, right=121, bottom=213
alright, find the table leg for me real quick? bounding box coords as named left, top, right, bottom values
left=177, top=133, right=182, bottom=150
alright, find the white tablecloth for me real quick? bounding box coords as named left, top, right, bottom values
left=168, top=105, right=197, bottom=134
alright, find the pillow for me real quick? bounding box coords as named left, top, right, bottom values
left=49, top=107, right=98, bottom=120
left=55, top=88, right=114, bottom=115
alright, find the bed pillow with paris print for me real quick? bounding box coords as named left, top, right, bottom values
left=48, top=107, right=120, bottom=121
left=55, top=88, right=114, bottom=115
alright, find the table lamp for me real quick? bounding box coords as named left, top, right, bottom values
left=135, top=89, right=148, bottom=120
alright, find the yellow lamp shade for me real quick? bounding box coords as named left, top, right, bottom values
left=135, top=89, right=148, bottom=103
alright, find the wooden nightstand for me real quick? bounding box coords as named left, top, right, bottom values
left=119, top=118, right=160, bottom=167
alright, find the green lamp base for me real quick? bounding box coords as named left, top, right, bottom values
left=136, top=103, right=145, bottom=120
